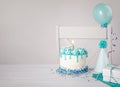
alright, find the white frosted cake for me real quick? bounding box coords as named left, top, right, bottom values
left=57, top=47, right=88, bottom=74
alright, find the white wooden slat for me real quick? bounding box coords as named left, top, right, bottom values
left=56, top=26, right=61, bottom=58
left=59, top=26, right=106, bottom=39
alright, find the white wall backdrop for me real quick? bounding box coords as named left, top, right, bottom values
left=0, top=0, right=120, bottom=65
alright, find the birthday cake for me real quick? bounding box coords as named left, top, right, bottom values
left=57, top=47, right=88, bottom=74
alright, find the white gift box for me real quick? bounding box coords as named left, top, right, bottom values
left=103, top=76, right=120, bottom=83
left=103, top=65, right=120, bottom=83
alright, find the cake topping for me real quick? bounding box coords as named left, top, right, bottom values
left=60, top=47, right=88, bottom=58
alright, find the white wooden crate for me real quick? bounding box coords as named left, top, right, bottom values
left=56, top=26, right=112, bottom=65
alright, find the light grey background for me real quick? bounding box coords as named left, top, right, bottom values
left=0, top=0, right=120, bottom=65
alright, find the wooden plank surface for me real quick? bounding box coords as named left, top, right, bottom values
left=0, top=65, right=109, bottom=87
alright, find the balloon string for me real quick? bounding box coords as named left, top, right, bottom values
left=106, top=28, right=108, bottom=40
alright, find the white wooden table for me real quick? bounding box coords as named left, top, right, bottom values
left=0, top=65, right=109, bottom=87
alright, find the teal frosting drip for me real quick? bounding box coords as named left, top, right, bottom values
left=64, top=47, right=73, bottom=55
left=60, top=47, right=73, bottom=56
left=64, top=55, right=66, bottom=60
left=73, top=48, right=88, bottom=58
left=60, top=47, right=88, bottom=62
left=76, top=56, right=79, bottom=63
left=60, top=48, right=65, bottom=57
left=60, top=47, right=72, bottom=60
left=69, top=55, right=71, bottom=59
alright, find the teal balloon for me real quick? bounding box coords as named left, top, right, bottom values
left=93, top=3, right=112, bottom=28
